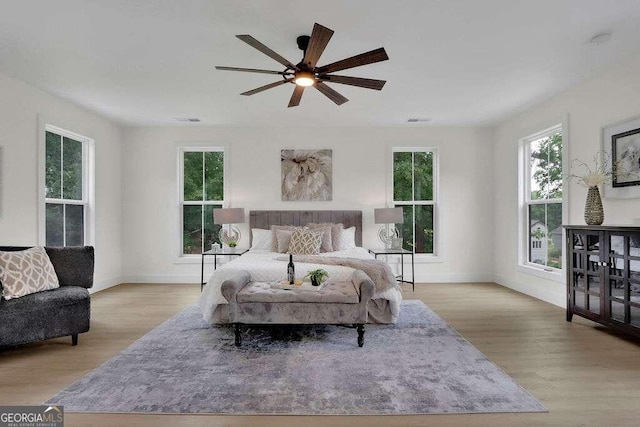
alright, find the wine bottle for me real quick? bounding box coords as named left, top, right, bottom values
left=287, top=254, right=295, bottom=284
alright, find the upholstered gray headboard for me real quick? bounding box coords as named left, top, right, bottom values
left=249, top=210, right=363, bottom=247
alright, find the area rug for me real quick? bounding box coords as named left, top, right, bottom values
left=45, top=300, right=546, bottom=415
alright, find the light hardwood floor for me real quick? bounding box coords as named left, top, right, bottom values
left=2, top=282, right=640, bottom=427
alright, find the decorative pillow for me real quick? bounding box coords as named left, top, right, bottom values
left=334, top=226, right=357, bottom=251
left=250, top=228, right=273, bottom=251
left=308, top=222, right=344, bottom=251
left=0, top=247, right=59, bottom=300
left=304, top=224, right=333, bottom=252
left=275, top=229, right=295, bottom=253
left=270, top=225, right=300, bottom=252
left=288, top=229, right=323, bottom=255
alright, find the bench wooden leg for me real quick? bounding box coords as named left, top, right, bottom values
left=357, top=324, right=365, bottom=347
left=234, top=323, right=242, bottom=347
left=72, top=334, right=78, bottom=346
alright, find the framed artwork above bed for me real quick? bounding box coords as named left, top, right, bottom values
left=281, top=149, right=332, bottom=201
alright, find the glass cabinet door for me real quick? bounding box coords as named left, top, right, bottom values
left=606, top=233, right=640, bottom=326
left=569, top=230, right=602, bottom=316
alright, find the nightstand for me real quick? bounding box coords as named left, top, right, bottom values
left=201, top=248, right=249, bottom=291
left=367, top=248, right=415, bottom=292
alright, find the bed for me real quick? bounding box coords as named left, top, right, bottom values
left=198, top=210, right=402, bottom=324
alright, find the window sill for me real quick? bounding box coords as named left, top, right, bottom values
left=380, top=253, right=442, bottom=263
left=415, top=254, right=443, bottom=263
left=174, top=255, right=203, bottom=265
left=517, top=264, right=564, bottom=283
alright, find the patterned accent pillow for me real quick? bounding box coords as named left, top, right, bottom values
left=288, top=229, right=323, bottom=255
left=304, top=224, right=333, bottom=252
left=0, top=247, right=60, bottom=300
left=307, top=222, right=344, bottom=251
left=250, top=228, right=272, bottom=251
left=334, top=226, right=357, bottom=251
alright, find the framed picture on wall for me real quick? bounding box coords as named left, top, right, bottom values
left=612, top=127, right=640, bottom=187
left=602, top=115, right=640, bottom=199
left=281, top=149, right=332, bottom=201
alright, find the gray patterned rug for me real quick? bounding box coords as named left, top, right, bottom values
left=46, top=300, right=546, bottom=415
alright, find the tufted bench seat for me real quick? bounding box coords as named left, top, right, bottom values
left=237, top=280, right=360, bottom=304
left=221, top=269, right=374, bottom=347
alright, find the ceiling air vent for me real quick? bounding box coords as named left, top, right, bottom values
left=175, top=118, right=201, bottom=123
left=407, top=118, right=430, bottom=123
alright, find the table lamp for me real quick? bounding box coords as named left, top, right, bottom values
left=374, top=207, right=404, bottom=249
left=213, top=207, right=245, bottom=247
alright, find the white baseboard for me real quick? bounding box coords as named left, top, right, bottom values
left=121, top=274, right=198, bottom=284
left=90, top=275, right=123, bottom=294
left=493, top=273, right=565, bottom=308
left=415, top=273, right=494, bottom=283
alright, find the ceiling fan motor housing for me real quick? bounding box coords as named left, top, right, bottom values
left=296, top=35, right=311, bottom=53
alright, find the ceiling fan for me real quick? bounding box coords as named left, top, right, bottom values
left=215, top=23, right=389, bottom=107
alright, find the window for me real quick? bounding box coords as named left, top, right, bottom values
left=44, top=127, right=92, bottom=247
left=180, top=148, right=224, bottom=255
left=522, top=126, right=563, bottom=270
left=392, top=148, right=437, bottom=254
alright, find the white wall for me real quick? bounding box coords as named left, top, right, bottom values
left=121, top=126, right=494, bottom=284
left=0, top=72, right=123, bottom=292
left=492, top=54, right=640, bottom=307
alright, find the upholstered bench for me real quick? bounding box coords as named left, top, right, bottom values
left=221, top=269, right=374, bottom=347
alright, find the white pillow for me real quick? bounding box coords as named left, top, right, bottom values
left=0, top=247, right=60, bottom=300
left=335, top=226, right=357, bottom=250
left=250, top=228, right=272, bottom=251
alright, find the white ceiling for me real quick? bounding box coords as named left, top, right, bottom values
left=2, top=0, right=640, bottom=127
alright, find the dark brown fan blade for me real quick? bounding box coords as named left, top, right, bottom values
left=315, top=48, right=388, bottom=74
left=236, top=35, right=298, bottom=69
left=314, top=82, right=348, bottom=105
left=319, top=75, right=386, bottom=90
left=216, top=66, right=291, bottom=76
left=241, top=79, right=292, bottom=96
left=288, top=85, right=305, bottom=108
left=302, top=23, right=334, bottom=68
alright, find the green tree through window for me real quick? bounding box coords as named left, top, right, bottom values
left=181, top=150, right=224, bottom=255
left=393, top=150, right=436, bottom=254
left=45, top=129, right=86, bottom=246
left=526, top=130, right=563, bottom=269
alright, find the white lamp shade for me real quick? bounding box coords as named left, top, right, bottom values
left=374, top=207, right=404, bottom=224
left=213, top=208, right=245, bottom=224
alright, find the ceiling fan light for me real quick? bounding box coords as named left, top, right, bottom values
left=294, top=71, right=315, bottom=87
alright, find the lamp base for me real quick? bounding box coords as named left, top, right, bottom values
left=219, top=225, right=241, bottom=247
left=378, top=225, right=399, bottom=249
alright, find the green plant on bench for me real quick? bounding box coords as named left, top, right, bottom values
left=305, top=269, right=329, bottom=287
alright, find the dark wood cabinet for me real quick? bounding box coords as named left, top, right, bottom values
left=565, top=225, right=640, bottom=338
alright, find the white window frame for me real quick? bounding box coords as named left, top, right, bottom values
left=177, top=145, right=228, bottom=258
left=390, top=146, right=440, bottom=258
left=38, top=122, right=95, bottom=246
left=518, top=123, right=567, bottom=282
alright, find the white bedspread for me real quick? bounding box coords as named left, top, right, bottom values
left=198, top=247, right=402, bottom=323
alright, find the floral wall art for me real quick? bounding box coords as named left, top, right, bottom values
left=281, top=149, right=332, bottom=201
